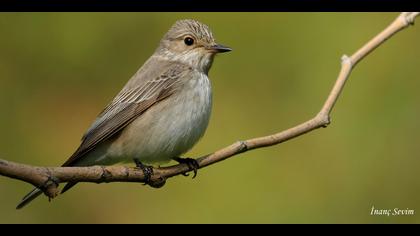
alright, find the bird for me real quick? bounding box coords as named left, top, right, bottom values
left=16, top=19, right=231, bottom=209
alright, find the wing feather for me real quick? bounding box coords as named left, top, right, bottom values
left=62, top=63, right=189, bottom=166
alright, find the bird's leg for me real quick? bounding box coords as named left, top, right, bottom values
left=133, top=158, right=153, bottom=185
left=173, top=157, right=200, bottom=178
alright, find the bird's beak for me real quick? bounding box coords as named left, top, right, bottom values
left=207, top=44, right=232, bottom=53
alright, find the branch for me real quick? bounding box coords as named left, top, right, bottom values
left=1, top=13, right=419, bottom=200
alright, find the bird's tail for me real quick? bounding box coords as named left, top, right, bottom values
left=16, top=188, right=43, bottom=210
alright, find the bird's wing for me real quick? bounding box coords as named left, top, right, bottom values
left=62, top=63, right=190, bottom=166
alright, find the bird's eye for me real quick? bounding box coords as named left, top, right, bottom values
left=184, top=37, right=194, bottom=46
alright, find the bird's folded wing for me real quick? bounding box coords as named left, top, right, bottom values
left=62, top=64, right=189, bottom=166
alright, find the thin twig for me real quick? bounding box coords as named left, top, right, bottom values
left=0, top=12, right=419, bottom=200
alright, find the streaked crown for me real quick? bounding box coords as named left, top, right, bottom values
left=164, top=19, right=215, bottom=44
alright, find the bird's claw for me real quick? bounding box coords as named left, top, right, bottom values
left=174, top=157, right=200, bottom=178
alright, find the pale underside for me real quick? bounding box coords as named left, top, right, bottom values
left=65, top=56, right=212, bottom=167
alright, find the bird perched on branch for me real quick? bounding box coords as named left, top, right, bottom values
left=17, top=19, right=231, bottom=209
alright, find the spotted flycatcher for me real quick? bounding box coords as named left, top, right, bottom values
left=17, top=19, right=231, bottom=209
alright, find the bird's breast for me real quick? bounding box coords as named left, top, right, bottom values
left=110, top=72, right=212, bottom=164
left=165, top=72, right=212, bottom=154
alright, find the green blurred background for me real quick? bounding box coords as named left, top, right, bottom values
left=0, top=13, right=419, bottom=223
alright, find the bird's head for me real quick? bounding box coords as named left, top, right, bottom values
left=157, top=19, right=231, bottom=74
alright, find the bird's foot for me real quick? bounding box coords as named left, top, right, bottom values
left=133, top=158, right=154, bottom=185
left=173, top=157, right=200, bottom=178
